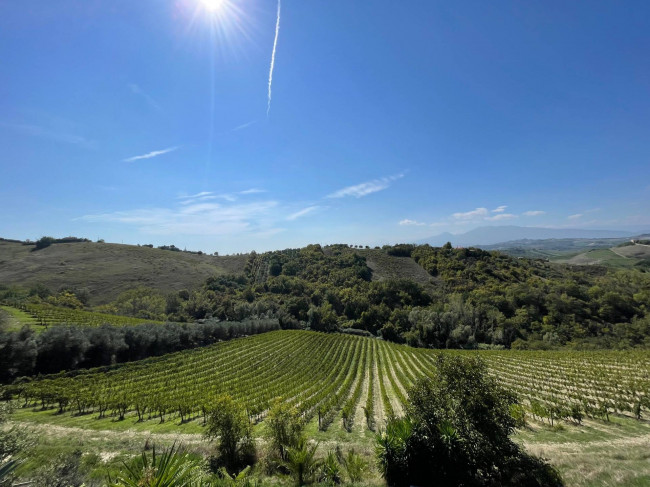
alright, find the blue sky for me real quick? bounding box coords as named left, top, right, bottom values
left=1, top=0, right=649, bottom=254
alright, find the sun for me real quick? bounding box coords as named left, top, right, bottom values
left=199, top=0, right=226, bottom=13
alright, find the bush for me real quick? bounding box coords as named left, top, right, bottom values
left=205, top=395, right=256, bottom=473
left=375, top=354, right=563, bottom=486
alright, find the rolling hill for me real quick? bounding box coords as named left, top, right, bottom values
left=0, top=240, right=248, bottom=305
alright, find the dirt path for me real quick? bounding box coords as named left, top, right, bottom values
left=610, top=247, right=630, bottom=259
left=12, top=420, right=204, bottom=445
left=353, top=362, right=371, bottom=433
left=372, top=346, right=385, bottom=429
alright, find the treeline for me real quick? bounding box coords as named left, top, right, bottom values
left=6, top=242, right=650, bottom=350
left=0, top=318, right=279, bottom=382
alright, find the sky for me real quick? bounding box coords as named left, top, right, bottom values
left=1, top=0, right=649, bottom=254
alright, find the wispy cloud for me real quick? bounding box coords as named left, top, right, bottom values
left=240, top=188, right=266, bottom=195
left=232, top=120, right=257, bottom=132
left=491, top=205, right=507, bottom=213
left=79, top=200, right=279, bottom=237
left=568, top=213, right=583, bottom=220
left=327, top=174, right=404, bottom=199
left=485, top=213, right=517, bottom=221
left=287, top=206, right=319, bottom=221
left=523, top=210, right=545, bottom=216
left=267, top=0, right=281, bottom=117
left=0, top=121, right=92, bottom=147
left=123, top=146, right=179, bottom=162
left=452, top=207, right=489, bottom=220
left=128, top=83, right=163, bottom=112
left=399, top=219, right=426, bottom=226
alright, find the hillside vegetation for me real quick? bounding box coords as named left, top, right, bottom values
left=0, top=240, right=247, bottom=305
left=2, top=240, right=649, bottom=350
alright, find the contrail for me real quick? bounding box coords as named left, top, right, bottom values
left=267, top=0, right=281, bottom=117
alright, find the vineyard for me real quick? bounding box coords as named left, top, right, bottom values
left=11, top=330, right=650, bottom=432
left=3, top=303, right=164, bottom=328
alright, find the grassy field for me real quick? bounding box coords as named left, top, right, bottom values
left=11, top=411, right=649, bottom=487
left=8, top=331, right=650, bottom=486
left=0, top=240, right=248, bottom=305
left=554, top=248, right=642, bottom=268
left=352, top=248, right=437, bottom=288
left=0, top=304, right=43, bottom=331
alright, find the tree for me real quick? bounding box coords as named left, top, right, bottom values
left=264, top=398, right=304, bottom=462
left=205, top=395, right=255, bottom=472
left=375, top=354, right=563, bottom=486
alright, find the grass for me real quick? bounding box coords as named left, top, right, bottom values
left=0, top=240, right=249, bottom=305
left=554, top=248, right=641, bottom=268
left=0, top=305, right=45, bottom=332
left=350, top=248, right=436, bottom=288
left=516, top=416, right=650, bottom=487
left=11, top=407, right=650, bottom=486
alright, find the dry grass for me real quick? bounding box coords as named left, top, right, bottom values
left=0, top=241, right=248, bottom=305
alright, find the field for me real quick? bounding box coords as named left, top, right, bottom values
left=554, top=248, right=643, bottom=268
left=0, top=240, right=248, bottom=305
left=9, top=330, right=650, bottom=486
left=0, top=303, right=165, bottom=331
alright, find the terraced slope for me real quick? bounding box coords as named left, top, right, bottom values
left=15, top=331, right=649, bottom=433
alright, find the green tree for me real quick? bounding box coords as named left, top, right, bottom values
left=205, top=395, right=255, bottom=472
left=375, top=354, right=563, bottom=486
left=264, top=398, right=304, bottom=462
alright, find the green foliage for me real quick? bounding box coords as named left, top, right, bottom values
left=282, top=439, right=320, bottom=486
left=108, top=444, right=200, bottom=487
left=318, top=451, right=342, bottom=485
left=31, top=450, right=85, bottom=487
left=205, top=395, right=255, bottom=472
left=34, top=236, right=55, bottom=251
left=375, top=354, right=563, bottom=486
left=264, top=398, right=304, bottom=462
left=342, top=449, right=366, bottom=483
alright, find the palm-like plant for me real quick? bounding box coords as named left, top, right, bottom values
left=108, top=443, right=201, bottom=487
left=283, top=439, right=321, bottom=486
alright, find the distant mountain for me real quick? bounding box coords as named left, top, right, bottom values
left=419, top=226, right=637, bottom=247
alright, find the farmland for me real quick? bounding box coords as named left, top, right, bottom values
left=14, top=330, right=649, bottom=433
left=1, top=302, right=164, bottom=330
left=8, top=330, right=650, bottom=485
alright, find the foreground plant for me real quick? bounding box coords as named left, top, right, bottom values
left=108, top=443, right=201, bottom=487
left=376, top=354, right=564, bottom=487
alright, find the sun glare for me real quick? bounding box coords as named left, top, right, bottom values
left=200, top=0, right=225, bottom=13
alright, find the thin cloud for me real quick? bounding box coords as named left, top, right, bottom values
left=178, top=191, right=213, bottom=200
left=399, top=219, right=426, bottom=226
left=568, top=213, right=583, bottom=220
left=128, top=83, right=163, bottom=112
left=267, top=0, right=281, bottom=117
left=123, top=146, right=179, bottom=162
left=452, top=208, right=489, bottom=220
left=485, top=213, right=517, bottom=221
left=287, top=206, right=319, bottom=221
left=79, top=200, right=279, bottom=237
left=492, top=205, right=507, bottom=213
left=523, top=210, right=545, bottom=216
left=232, top=120, right=257, bottom=132
left=327, top=174, right=404, bottom=199
left=0, top=121, right=92, bottom=147
left=240, top=188, right=266, bottom=195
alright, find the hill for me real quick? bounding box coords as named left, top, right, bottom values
left=420, top=225, right=638, bottom=247
left=480, top=237, right=630, bottom=259
left=0, top=240, right=248, bottom=305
